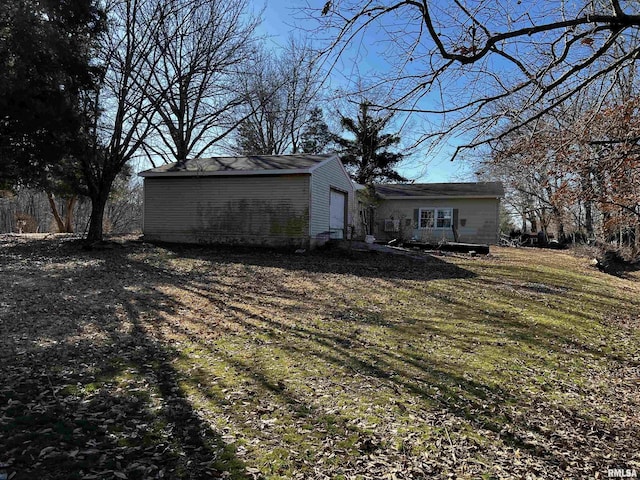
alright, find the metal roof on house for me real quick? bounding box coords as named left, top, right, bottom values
left=374, top=182, right=504, bottom=199
left=139, top=154, right=336, bottom=177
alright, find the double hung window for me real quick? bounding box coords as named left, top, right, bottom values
left=419, top=209, right=434, bottom=228
left=419, top=208, right=453, bottom=229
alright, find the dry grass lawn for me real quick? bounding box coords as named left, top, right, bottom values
left=0, top=235, right=639, bottom=479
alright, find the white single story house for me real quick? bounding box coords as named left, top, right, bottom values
left=370, top=182, right=504, bottom=245
left=139, top=154, right=355, bottom=248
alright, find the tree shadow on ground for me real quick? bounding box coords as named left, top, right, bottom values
left=1, top=236, right=638, bottom=478
left=0, top=237, right=249, bottom=480
left=157, top=241, right=476, bottom=282
left=158, top=276, right=638, bottom=477
left=139, top=242, right=637, bottom=475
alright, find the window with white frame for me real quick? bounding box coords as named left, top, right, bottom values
left=419, top=209, right=434, bottom=228
left=436, top=208, right=452, bottom=228
left=419, top=208, right=453, bottom=229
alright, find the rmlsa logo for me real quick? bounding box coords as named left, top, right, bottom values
left=608, top=469, right=638, bottom=478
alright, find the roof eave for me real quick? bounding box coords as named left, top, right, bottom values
left=139, top=168, right=312, bottom=178
left=379, top=194, right=504, bottom=200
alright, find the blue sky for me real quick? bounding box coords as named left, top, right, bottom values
left=257, top=1, right=476, bottom=184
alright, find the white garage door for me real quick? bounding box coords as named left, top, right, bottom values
left=329, top=189, right=346, bottom=239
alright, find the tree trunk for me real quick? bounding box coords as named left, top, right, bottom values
left=367, top=206, right=375, bottom=236
left=602, top=210, right=611, bottom=241
left=584, top=200, right=593, bottom=238
left=46, top=192, right=66, bottom=233
left=64, top=195, right=77, bottom=233
left=557, top=222, right=565, bottom=242
left=87, top=189, right=110, bottom=242
left=551, top=205, right=564, bottom=242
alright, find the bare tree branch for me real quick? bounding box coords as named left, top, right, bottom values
left=232, top=37, right=322, bottom=155
left=314, top=0, right=640, bottom=157
left=142, top=0, right=260, bottom=164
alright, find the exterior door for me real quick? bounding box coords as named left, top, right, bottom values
left=329, top=189, right=346, bottom=239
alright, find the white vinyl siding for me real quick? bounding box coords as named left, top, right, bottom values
left=143, top=175, right=310, bottom=246
left=376, top=198, right=500, bottom=244
left=309, top=157, right=354, bottom=238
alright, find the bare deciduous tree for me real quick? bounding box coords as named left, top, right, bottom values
left=142, top=0, right=260, bottom=165
left=81, top=0, right=259, bottom=241
left=483, top=87, right=640, bottom=249
left=315, top=1, right=640, bottom=157
left=233, top=38, right=321, bottom=155
left=80, top=0, right=158, bottom=242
